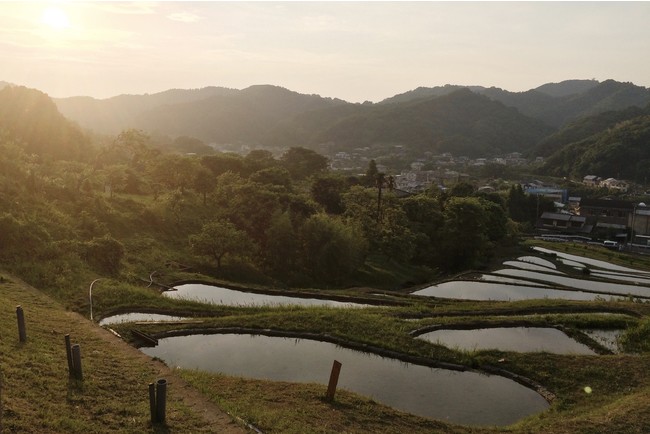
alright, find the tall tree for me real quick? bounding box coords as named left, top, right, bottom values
left=299, top=214, right=367, bottom=284
left=280, top=147, right=328, bottom=180
left=310, top=174, right=348, bottom=214
left=189, top=220, right=256, bottom=269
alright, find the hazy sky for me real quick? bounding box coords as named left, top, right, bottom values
left=2, top=1, right=650, bottom=102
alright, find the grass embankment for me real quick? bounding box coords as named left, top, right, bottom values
left=105, top=240, right=650, bottom=434
left=5, top=240, right=650, bottom=433
left=0, top=274, right=244, bottom=433
left=113, top=300, right=650, bottom=433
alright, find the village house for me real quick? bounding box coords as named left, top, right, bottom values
left=537, top=212, right=590, bottom=233
left=583, top=175, right=601, bottom=186
left=601, top=177, right=629, bottom=192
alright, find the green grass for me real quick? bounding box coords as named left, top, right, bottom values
left=4, top=239, right=650, bottom=433
left=0, top=275, right=242, bottom=433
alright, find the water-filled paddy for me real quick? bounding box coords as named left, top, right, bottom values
left=412, top=281, right=620, bottom=301
left=503, top=261, right=564, bottom=274
left=533, top=247, right=650, bottom=274
left=516, top=256, right=557, bottom=269
left=164, top=284, right=368, bottom=308
left=493, top=269, right=650, bottom=298
left=477, top=274, right=551, bottom=286
left=417, top=327, right=596, bottom=354
left=99, top=313, right=188, bottom=326
left=141, top=333, right=549, bottom=426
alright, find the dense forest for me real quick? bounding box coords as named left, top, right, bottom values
left=0, top=86, right=556, bottom=310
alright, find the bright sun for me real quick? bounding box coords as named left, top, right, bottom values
left=41, top=6, right=70, bottom=30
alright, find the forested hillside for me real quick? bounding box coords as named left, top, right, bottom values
left=0, top=86, right=554, bottom=310
left=268, top=88, right=554, bottom=156
left=0, top=86, right=92, bottom=160
left=541, top=113, right=650, bottom=182
left=52, top=79, right=650, bottom=162
left=535, top=105, right=650, bottom=157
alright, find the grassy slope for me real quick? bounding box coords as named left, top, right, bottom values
left=3, top=240, right=650, bottom=433
left=0, top=274, right=244, bottom=434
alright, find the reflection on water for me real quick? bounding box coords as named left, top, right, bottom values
left=164, top=284, right=368, bottom=308
left=412, top=281, right=619, bottom=301
left=517, top=256, right=557, bottom=269
left=477, top=274, right=550, bottom=286
left=503, top=261, right=563, bottom=274
left=590, top=271, right=650, bottom=286
left=418, top=327, right=596, bottom=354
left=99, top=313, right=188, bottom=326
left=494, top=269, right=650, bottom=298
left=533, top=247, right=650, bottom=274
left=141, top=333, right=549, bottom=426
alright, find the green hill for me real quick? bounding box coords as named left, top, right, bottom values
left=270, top=88, right=553, bottom=157
left=541, top=112, right=650, bottom=180
left=0, top=86, right=92, bottom=160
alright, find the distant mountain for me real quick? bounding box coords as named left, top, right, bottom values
left=42, top=78, right=650, bottom=163
left=0, top=86, right=91, bottom=160
left=535, top=80, right=650, bottom=127
left=541, top=111, right=650, bottom=181
left=380, top=79, right=650, bottom=128
left=55, top=86, right=239, bottom=134
left=534, top=79, right=600, bottom=97
left=534, top=105, right=649, bottom=157
left=132, top=85, right=347, bottom=145
left=55, top=83, right=552, bottom=157
left=0, top=81, right=13, bottom=90
left=268, top=88, right=554, bottom=157
left=379, top=84, right=490, bottom=105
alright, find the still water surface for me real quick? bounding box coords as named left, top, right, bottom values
left=164, top=284, right=368, bottom=308
left=99, top=313, right=188, bottom=326
left=493, top=269, right=650, bottom=298
left=141, top=333, right=549, bottom=426
left=412, top=281, right=620, bottom=301
left=418, top=327, right=596, bottom=354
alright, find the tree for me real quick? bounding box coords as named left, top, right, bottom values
left=280, top=147, right=328, bottom=180
left=99, top=129, right=156, bottom=169
left=441, top=197, right=488, bottom=270
left=249, top=167, right=293, bottom=190
left=342, top=186, right=414, bottom=262
left=244, top=149, right=277, bottom=175
left=200, top=153, right=245, bottom=177
left=364, top=159, right=378, bottom=187
left=449, top=181, right=475, bottom=197
left=310, top=174, right=348, bottom=214
left=103, top=164, right=127, bottom=198
left=189, top=220, right=256, bottom=269
left=299, top=214, right=367, bottom=284
left=192, top=166, right=217, bottom=205
left=148, top=154, right=198, bottom=194
left=84, top=235, right=124, bottom=275
left=212, top=173, right=282, bottom=247
left=401, top=194, right=444, bottom=265
left=264, top=212, right=300, bottom=280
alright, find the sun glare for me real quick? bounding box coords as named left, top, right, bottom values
left=41, top=6, right=70, bottom=30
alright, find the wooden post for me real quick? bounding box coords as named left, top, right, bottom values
left=16, top=305, right=26, bottom=342
left=156, top=379, right=167, bottom=424
left=148, top=383, right=157, bottom=423
left=71, top=344, right=83, bottom=381
left=325, top=360, right=342, bottom=401
left=65, top=334, right=74, bottom=376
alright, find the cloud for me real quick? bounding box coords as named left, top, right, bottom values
left=167, top=11, right=202, bottom=23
